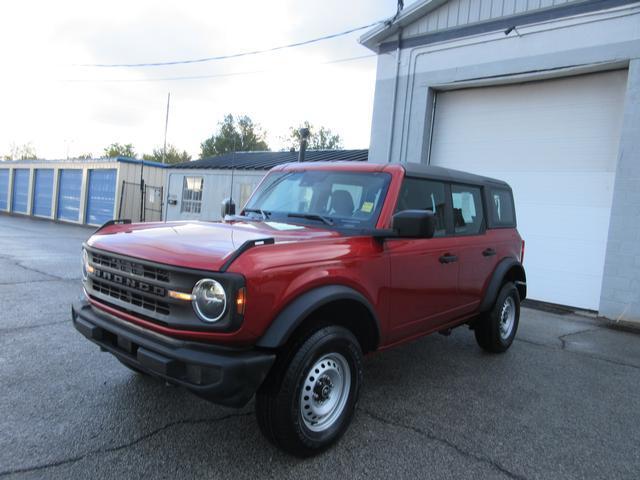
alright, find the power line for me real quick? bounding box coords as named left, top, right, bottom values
left=76, top=22, right=382, bottom=68
left=62, top=53, right=376, bottom=83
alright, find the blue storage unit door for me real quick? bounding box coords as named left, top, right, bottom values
left=57, top=169, right=83, bottom=222
left=11, top=169, right=30, bottom=213
left=33, top=169, right=54, bottom=217
left=86, top=169, right=117, bottom=225
left=0, top=169, right=9, bottom=210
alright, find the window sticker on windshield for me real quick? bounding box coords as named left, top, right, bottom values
left=361, top=202, right=374, bottom=213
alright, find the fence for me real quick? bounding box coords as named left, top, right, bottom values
left=118, top=180, right=163, bottom=222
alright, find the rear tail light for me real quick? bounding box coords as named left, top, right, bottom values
left=520, top=240, right=525, bottom=263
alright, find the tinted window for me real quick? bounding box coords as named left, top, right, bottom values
left=451, top=184, right=484, bottom=235
left=488, top=187, right=515, bottom=227
left=396, top=178, right=447, bottom=237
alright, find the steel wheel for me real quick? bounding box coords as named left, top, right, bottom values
left=300, top=353, right=351, bottom=432
left=498, top=296, right=516, bottom=340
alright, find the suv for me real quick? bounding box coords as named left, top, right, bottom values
left=72, top=162, right=526, bottom=457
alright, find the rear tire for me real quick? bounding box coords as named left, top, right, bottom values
left=475, top=282, right=520, bottom=353
left=255, top=325, right=363, bottom=457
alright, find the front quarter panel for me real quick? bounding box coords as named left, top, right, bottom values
left=229, top=236, right=390, bottom=344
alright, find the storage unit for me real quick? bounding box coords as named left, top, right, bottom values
left=33, top=169, right=54, bottom=217
left=56, top=169, right=83, bottom=222
left=0, top=157, right=167, bottom=226
left=86, top=169, right=117, bottom=225
left=361, top=0, right=640, bottom=322
left=11, top=169, right=30, bottom=214
left=0, top=169, right=8, bottom=211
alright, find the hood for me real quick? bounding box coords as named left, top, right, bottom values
left=86, top=220, right=341, bottom=271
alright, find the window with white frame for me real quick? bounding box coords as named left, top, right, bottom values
left=181, top=176, right=204, bottom=213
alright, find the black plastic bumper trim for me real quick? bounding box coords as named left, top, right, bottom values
left=71, top=301, right=275, bottom=407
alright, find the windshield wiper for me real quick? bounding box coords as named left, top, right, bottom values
left=243, top=208, right=270, bottom=220
left=287, top=213, right=334, bottom=226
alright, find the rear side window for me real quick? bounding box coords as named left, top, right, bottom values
left=396, top=178, right=447, bottom=237
left=451, top=184, right=484, bottom=235
left=488, top=187, right=515, bottom=227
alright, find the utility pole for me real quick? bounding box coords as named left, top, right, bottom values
left=163, top=92, right=171, bottom=164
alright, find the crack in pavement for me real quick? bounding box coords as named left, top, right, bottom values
left=359, top=408, right=528, bottom=480
left=0, top=254, right=67, bottom=282
left=0, top=411, right=253, bottom=477
left=514, top=337, right=640, bottom=371
left=0, top=319, right=70, bottom=335
left=558, top=328, right=602, bottom=349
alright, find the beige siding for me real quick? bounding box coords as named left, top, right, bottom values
left=403, top=0, right=586, bottom=37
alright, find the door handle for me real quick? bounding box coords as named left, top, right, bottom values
left=482, top=248, right=496, bottom=257
left=439, top=254, right=458, bottom=264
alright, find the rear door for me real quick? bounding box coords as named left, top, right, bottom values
left=385, top=177, right=461, bottom=342
left=450, top=183, right=498, bottom=314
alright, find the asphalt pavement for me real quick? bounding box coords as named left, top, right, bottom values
left=1, top=215, right=639, bottom=479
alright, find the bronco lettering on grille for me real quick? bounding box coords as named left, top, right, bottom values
left=93, top=269, right=166, bottom=297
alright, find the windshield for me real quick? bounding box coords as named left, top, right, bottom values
left=243, top=170, right=391, bottom=229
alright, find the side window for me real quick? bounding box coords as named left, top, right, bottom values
left=488, top=187, right=515, bottom=227
left=451, top=184, right=484, bottom=235
left=181, top=176, right=204, bottom=213
left=396, top=178, right=447, bottom=237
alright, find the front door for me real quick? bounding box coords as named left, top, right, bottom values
left=385, top=178, right=462, bottom=342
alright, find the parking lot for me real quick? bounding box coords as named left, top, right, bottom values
left=0, top=215, right=639, bottom=479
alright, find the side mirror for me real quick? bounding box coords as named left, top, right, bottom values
left=221, top=197, right=236, bottom=218
left=392, top=210, right=436, bottom=238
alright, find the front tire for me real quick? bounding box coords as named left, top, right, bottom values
left=475, top=282, right=520, bottom=353
left=255, top=325, right=363, bottom=457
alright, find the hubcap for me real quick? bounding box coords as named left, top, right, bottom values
left=300, top=353, right=351, bottom=432
left=499, top=296, right=516, bottom=340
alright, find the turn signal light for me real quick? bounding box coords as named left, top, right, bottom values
left=168, top=290, right=195, bottom=301
left=236, top=287, right=246, bottom=315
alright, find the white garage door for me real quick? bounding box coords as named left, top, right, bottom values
left=429, top=70, right=627, bottom=310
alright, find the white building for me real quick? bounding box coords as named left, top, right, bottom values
left=0, top=157, right=167, bottom=226
left=361, top=0, right=640, bottom=323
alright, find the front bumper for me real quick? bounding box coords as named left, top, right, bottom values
left=71, top=300, right=275, bottom=407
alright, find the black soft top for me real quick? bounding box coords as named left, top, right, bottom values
left=402, top=163, right=511, bottom=189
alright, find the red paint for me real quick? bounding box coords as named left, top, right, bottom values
left=87, top=162, right=523, bottom=349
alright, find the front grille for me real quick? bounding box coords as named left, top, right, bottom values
left=91, top=252, right=170, bottom=283
left=92, top=279, right=170, bottom=316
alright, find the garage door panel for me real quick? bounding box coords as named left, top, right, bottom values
left=0, top=170, right=8, bottom=211
left=526, top=268, right=602, bottom=309
left=86, top=169, right=116, bottom=226
left=57, top=169, right=82, bottom=222
left=430, top=71, right=626, bottom=309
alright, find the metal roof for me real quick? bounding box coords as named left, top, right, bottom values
left=0, top=156, right=168, bottom=168
left=171, top=149, right=368, bottom=170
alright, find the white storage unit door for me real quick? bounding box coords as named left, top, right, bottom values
left=429, top=71, right=627, bottom=310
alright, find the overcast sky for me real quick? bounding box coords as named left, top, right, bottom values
left=0, top=0, right=415, bottom=160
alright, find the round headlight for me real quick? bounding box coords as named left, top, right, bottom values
left=192, top=279, right=227, bottom=323
left=81, top=249, right=89, bottom=281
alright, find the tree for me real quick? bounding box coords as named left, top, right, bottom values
left=2, top=142, right=37, bottom=160
left=284, top=122, right=343, bottom=151
left=143, top=145, right=191, bottom=165
left=76, top=153, right=93, bottom=160
left=200, top=114, right=269, bottom=158
left=104, top=143, right=136, bottom=158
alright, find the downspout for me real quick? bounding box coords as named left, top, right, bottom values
left=386, top=27, right=403, bottom=163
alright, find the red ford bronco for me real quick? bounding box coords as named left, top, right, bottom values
left=72, top=162, right=526, bottom=457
